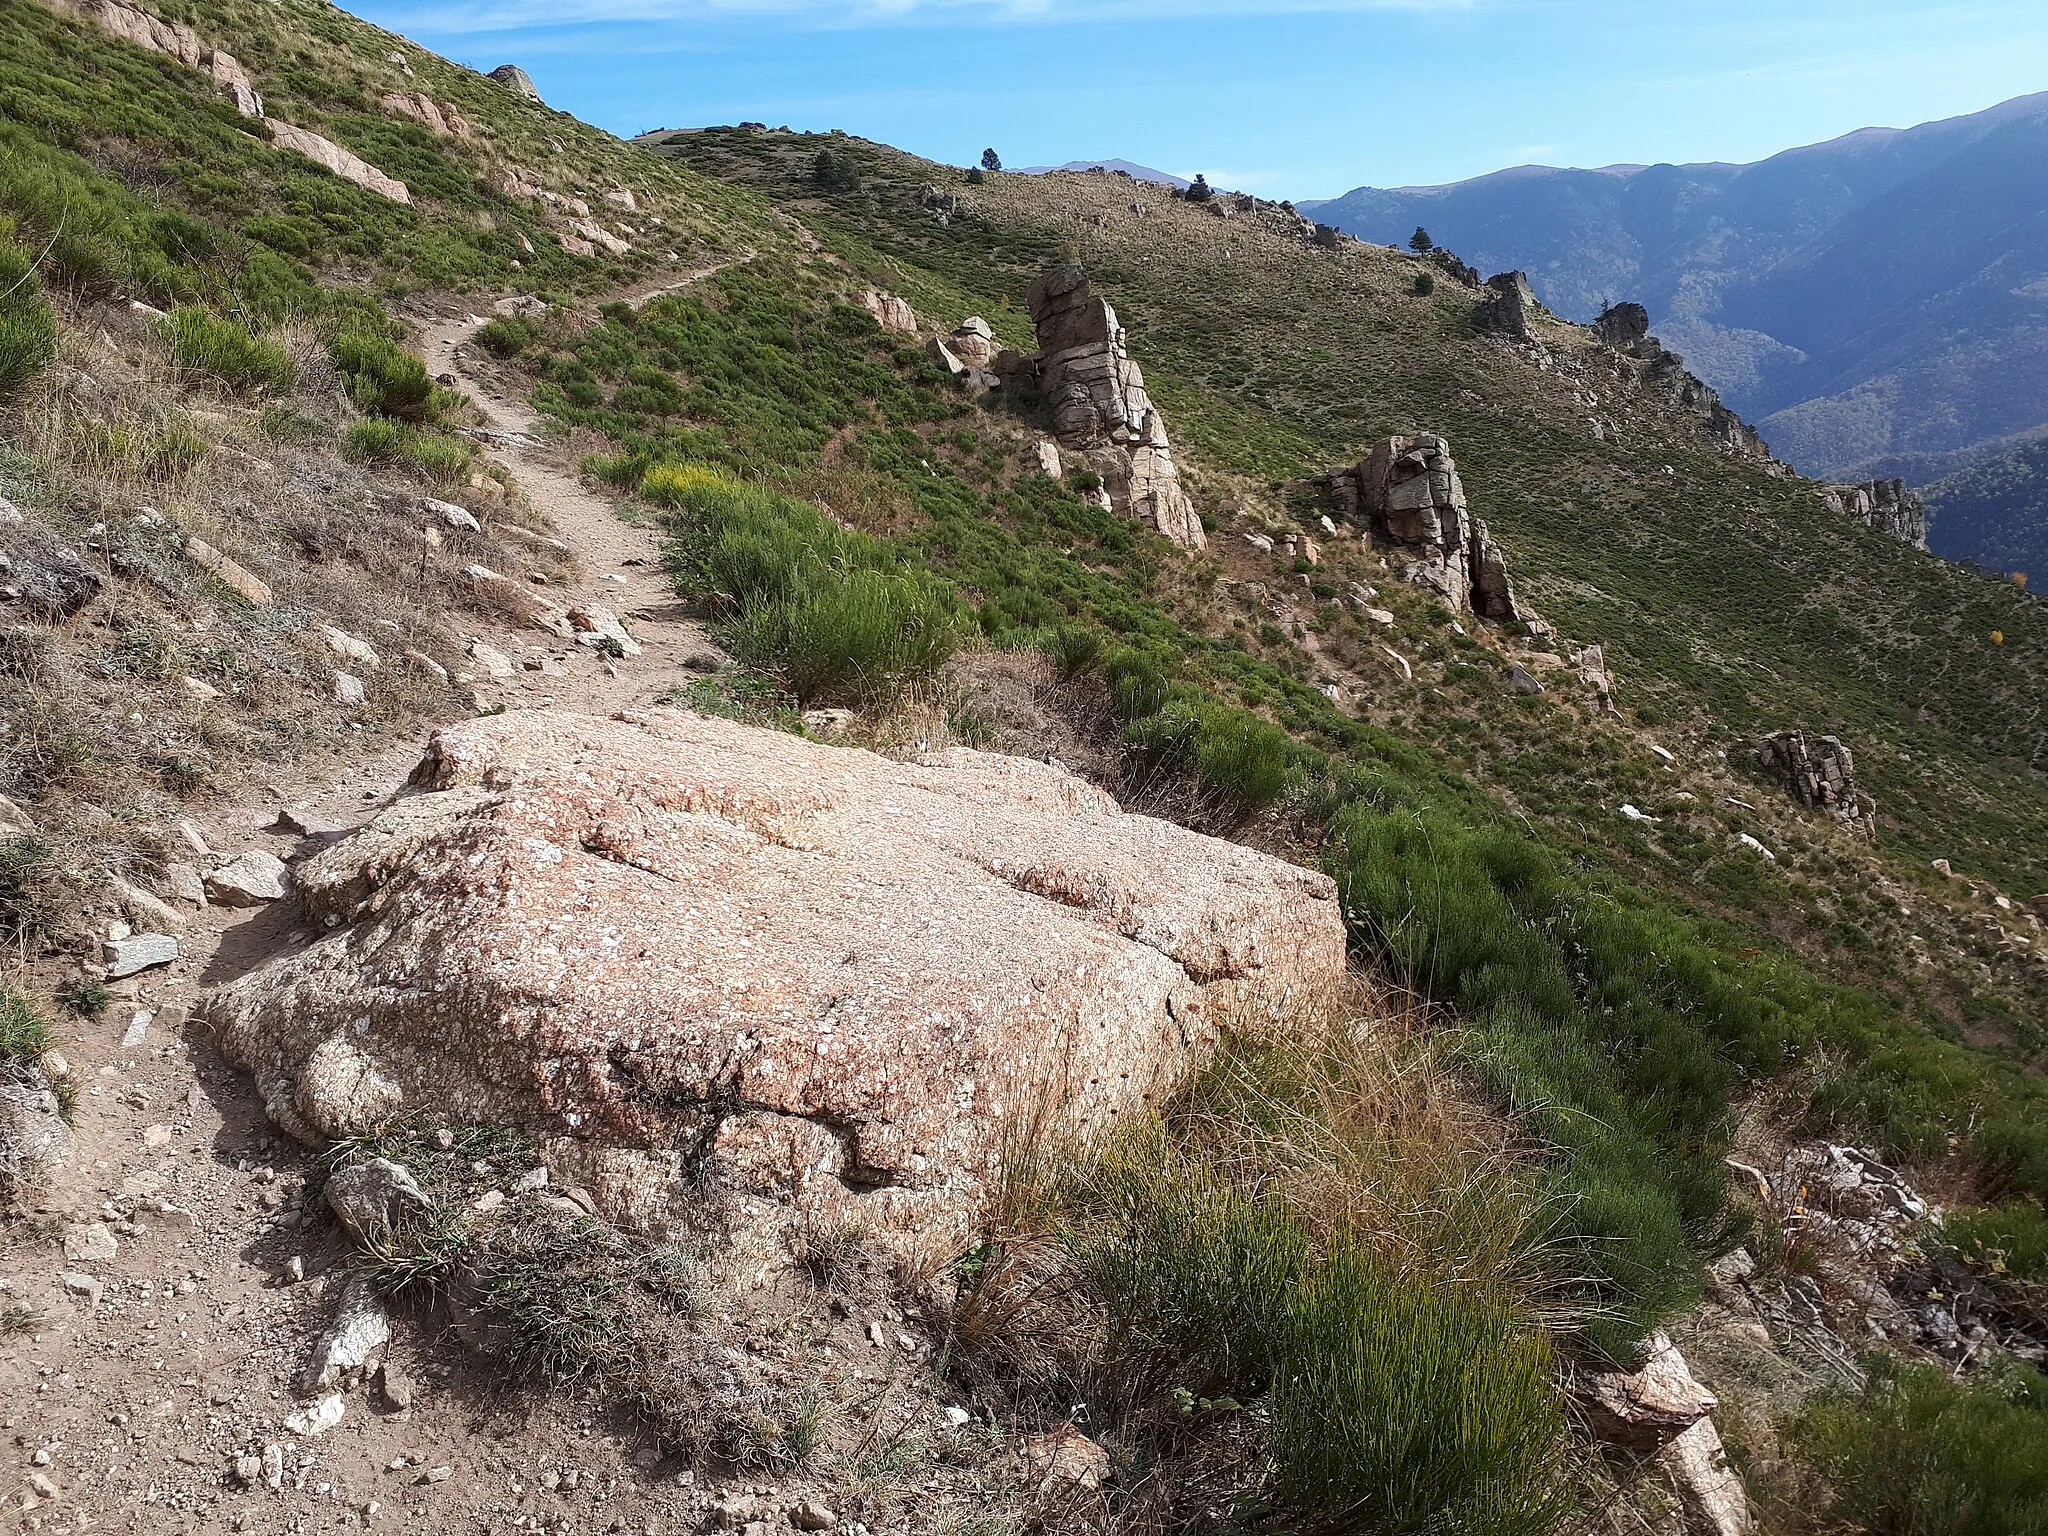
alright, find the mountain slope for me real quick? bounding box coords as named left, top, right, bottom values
left=1299, top=93, right=2048, bottom=492
left=1927, top=434, right=2048, bottom=576
left=6, top=4, right=2048, bottom=1524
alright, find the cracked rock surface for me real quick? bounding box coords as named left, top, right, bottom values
left=204, top=708, right=1345, bottom=1240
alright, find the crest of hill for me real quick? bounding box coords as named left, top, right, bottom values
left=1015, top=157, right=1192, bottom=189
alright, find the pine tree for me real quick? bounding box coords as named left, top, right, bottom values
left=1186, top=173, right=1213, bottom=203
left=1410, top=226, right=1434, bottom=253
left=980, top=148, right=1002, bottom=173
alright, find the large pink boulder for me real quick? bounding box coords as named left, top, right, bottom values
left=207, top=710, right=1345, bottom=1238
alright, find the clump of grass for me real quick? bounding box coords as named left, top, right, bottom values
left=343, top=418, right=473, bottom=482
left=958, top=1020, right=1573, bottom=1536
left=161, top=307, right=297, bottom=395
left=0, top=239, right=57, bottom=399
left=1793, top=1357, right=2048, bottom=1536
left=658, top=462, right=960, bottom=704
left=1038, top=621, right=1103, bottom=682
left=0, top=983, right=55, bottom=1067
left=0, top=836, right=57, bottom=944
left=0, top=1304, right=39, bottom=1336
left=658, top=671, right=804, bottom=732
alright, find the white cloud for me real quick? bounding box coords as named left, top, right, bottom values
left=388, top=0, right=1474, bottom=37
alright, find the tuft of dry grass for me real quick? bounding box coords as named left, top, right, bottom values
left=939, top=988, right=1581, bottom=1536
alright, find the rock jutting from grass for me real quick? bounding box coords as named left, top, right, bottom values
left=1756, top=730, right=1878, bottom=836
left=1320, top=433, right=1524, bottom=622
left=1820, top=477, right=1929, bottom=549
left=998, top=263, right=1206, bottom=552
left=204, top=707, right=1346, bottom=1260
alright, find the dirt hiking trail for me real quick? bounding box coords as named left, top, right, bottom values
left=0, top=276, right=776, bottom=1536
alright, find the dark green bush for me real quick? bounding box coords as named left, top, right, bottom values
left=1040, top=621, right=1104, bottom=681
left=1795, top=1358, right=2048, bottom=1536
left=163, top=306, right=296, bottom=394
left=659, top=463, right=959, bottom=704
left=1942, top=1204, right=2048, bottom=1280
left=0, top=240, right=57, bottom=398
left=330, top=328, right=435, bottom=421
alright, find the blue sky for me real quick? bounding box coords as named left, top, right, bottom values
left=344, top=0, right=2048, bottom=199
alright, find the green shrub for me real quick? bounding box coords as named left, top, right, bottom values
left=1412, top=272, right=1436, bottom=297
left=343, top=418, right=472, bottom=482
left=162, top=307, right=296, bottom=394
left=1795, top=1358, right=2048, bottom=1536
left=474, top=317, right=534, bottom=359
left=0, top=241, right=56, bottom=398
left=330, top=328, right=435, bottom=421
left=658, top=462, right=959, bottom=704
left=1066, top=1114, right=1568, bottom=1536
left=1040, top=621, right=1103, bottom=681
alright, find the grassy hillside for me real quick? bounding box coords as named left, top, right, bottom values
left=653, top=130, right=2048, bottom=902
left=8, top=7, right=2048, bottom=1528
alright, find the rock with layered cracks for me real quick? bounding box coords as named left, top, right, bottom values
left=1821, top=479, right=1927, bottom=549
left=1323, top=434, right=1522, bottom=622
left=1016, top=264, right=1204, bottom=552
left=205, top=709, right=1345, bottom=1250
left=1756, top=731, right=1876, bottom=836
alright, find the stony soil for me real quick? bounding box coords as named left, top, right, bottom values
left=0, top=284, right=926, bottom=1536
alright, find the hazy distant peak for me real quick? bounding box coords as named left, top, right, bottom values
left=1014, top=159, right=1192, bottom=190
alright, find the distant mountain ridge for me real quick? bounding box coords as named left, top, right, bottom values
left=1300, top=93, right=2048, bottom=537
left=1015, top=157, right=1190, bottom=189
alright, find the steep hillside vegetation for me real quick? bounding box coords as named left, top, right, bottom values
left=1928, top=435, right=2048, bottom=577
left=1300, top=93, right=2048, bottom=487
left=8, top=4, right=2048, bottom=1531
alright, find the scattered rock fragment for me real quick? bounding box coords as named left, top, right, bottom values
left=105, top=932, right=178, bottom=978
left=1025, top=1423, right=1110, bottom=1491
left=1, top=1073, right=74, bottom=1211
left=320, top=625, right=382, bottom=670
left=283, top=1392, right=346, bottom=1436
left=62, top=1221, right=119, bottom=1263
left=182, top=535, right=273, bottom=604
left=324, top=1157, right=431, bottom=1246
left=467, top=639, right=516, bottom=678
left=566, top=604, right=642, bottom=657
left=165, top=863, right=207, bottom=905
left=206, top=849, right=290, bottom=905
left=302, top=1275, right=391, bottom=1394
left=334, top=671, right=367, bottom=705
